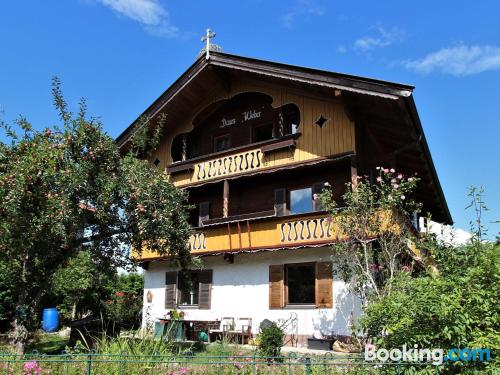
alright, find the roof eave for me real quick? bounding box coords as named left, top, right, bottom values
left=115, top=51, right=415, bottom=148
left=404, top=95, right=453, bottom=225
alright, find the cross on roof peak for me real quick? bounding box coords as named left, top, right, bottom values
left=200, top=28, right=221, bottom=60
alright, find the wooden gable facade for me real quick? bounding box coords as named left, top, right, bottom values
left=117, top=52, right=452, bottom=261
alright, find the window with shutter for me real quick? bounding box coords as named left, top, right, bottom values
left=274, top=189, right=287, bottom=217
left=315, top=262, right=333, bottom=308
left=269, top=265, right=284, bottom=308
left=312, top=182, right=325, bottom=211
left=198, top=270, right=213, bottom=310
left=165, top=271, right=178, bottom=309
left=199, top=201, right=210, bottom=226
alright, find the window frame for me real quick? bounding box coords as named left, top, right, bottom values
left=252, top=122, right=274, bottom=143
left=284, top=262, right=316, bottom=306
left=213, top=133, right=231, bottom=153
left=177, top=270, right=201, bottom=307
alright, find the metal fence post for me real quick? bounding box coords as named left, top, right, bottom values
left=85, top=354, right=92, bottom=375
left=305, top=357, right=311, bottom=375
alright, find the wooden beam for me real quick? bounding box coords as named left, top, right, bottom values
left=223, top=180, right=229, bottom=218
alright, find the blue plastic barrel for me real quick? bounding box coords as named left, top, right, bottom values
left=42, top=308, right=59, bottom=332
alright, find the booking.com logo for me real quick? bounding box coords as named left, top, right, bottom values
left=365, top=344, right=491, bottom=366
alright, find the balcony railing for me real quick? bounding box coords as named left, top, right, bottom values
left=137, top=212, right=338, bottom=260
left=167, top=134, right=299, bottom=187
left=134, top=209, right=410, bottom=261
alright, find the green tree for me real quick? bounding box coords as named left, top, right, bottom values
left=105, top=273, right=144, bottom=329
left=0, top=254, right=20, bottom=331
left=360, top=188, right=499, bottom=373
left=52, top=251, right=115, bottom=320
left=0, top=78, right=192, bottom=352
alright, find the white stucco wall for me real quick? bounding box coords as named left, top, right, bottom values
left=142, top=247, right=361, bottom=344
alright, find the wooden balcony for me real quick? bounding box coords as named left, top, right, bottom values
left=167, top=134, right=299, bottom=188
left=135, top=209, right=410, bottom=261
left=136, top=212, right=340, bottom=260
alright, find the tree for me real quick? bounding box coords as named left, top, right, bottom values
left=52, top=251, right=115, bottom=320
left=320, top=167, right=421, bottom=305
left=360, top=243, right=499, bottom=373
left=105, top=273, right=144, bottom=329
left=0, top=78, right=192, bottom=352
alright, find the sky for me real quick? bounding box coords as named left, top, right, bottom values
left=0, top=0, right=499, bottom=238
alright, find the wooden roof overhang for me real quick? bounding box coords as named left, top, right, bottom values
left=116, top=52, right=452, bottom=225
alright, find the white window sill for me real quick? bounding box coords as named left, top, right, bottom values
left=284, top=304, right=316, bottom=309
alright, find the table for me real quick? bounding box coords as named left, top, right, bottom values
left=156, top=318, right=219, bottom=341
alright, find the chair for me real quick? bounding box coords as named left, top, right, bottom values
left=208, top=317, right=234, bottom=342
left=227, top=317, right=252, bottom=344
left=239, top=317, right=253, bottom=344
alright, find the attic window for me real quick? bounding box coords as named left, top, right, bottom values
left=315, top=115, right=329, bottom=128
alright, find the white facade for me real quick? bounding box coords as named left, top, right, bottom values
left=419, top=218, right=472, bottom=246
left=142, top=247, right=361, bottom=345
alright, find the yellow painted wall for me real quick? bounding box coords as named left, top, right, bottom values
left=148, top=81, right=356, bottom=187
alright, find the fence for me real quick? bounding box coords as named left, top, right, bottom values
left=0, top=352, right=454, bottom=374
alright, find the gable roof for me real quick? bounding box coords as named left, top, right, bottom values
left=116, top=51, right=452, bottom=225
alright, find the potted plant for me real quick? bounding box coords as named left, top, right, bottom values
left=165, top=309, right=185, bottom=341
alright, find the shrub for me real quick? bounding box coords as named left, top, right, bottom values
left=360, top=242, right=499, bottom=373
left=257, top=322, right=284, bottom=361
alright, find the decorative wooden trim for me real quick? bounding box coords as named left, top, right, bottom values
left=166, top=133, right=301, bottom=170
left=138, top=238, right=343, bottom=261
left=202, top=210, right=276, bottom=227
left=179, top=151, right=354, bottom=189
left=167, top=162, right=194, bottom=174
left=261, top=138, right=296, bottom=154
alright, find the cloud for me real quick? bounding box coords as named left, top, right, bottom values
left=281, top=0, right=325, bottom=29
left=336, top=45, right=347, bottom=54
left=402, top=44, right=500, bottom=76
left=95, top=0, right=182, bottom=38
left=353, top=25, right=405, bottom=52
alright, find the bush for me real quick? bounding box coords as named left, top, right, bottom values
left=360, top=242, right=499, bottom=373
left=257, top=322, right=284, bottom=360
left=105, top=273, right=144, bottom=329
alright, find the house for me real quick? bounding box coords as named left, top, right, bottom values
left=116, top=50, right=452, bottom=346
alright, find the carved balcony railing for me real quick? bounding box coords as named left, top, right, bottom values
left=137, top=212, right=340, bottom=260
left=167, top=134, right=299, bottom=187
left=195, top=148, right=263, bottom=181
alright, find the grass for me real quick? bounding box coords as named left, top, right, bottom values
left=27, top=334, right=69, bottom=354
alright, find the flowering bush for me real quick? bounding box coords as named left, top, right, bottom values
left=23, top=361, right=42, bottom=375
left=320, top=168, right=421, bottom=305
left=105, top=290, right=142, bottom=329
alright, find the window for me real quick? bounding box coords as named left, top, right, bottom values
left=253, top=123, right=273, bottom=142
left=165, top=270, right=213, bottom=309
left=269, top=262, right=333, bottom=309
left=178, top=271, right=200, bottom=306
left=213, top=134, right=231, bottom=152
left=286, top=263, right=315, bottom=304
left=290, top=187, right=312, bottom=214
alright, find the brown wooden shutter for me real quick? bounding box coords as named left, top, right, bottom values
left=315, top=262, right=333, bottom=308
left=269, top=265, right=284, bottom=308
left=312, top=182, right=325, bottom=211
left=274, top=189, right=287, bottom=217
left=198, top=269, right=212, bottom=310
left=199, top=201, right=210, bottom=226
left=165, top=271, right=178, bottom=309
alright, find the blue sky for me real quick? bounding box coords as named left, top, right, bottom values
left=1, top=0, right=499, bottom=237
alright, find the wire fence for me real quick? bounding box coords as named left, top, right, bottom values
left=0, top=352, right=457, bottom=374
